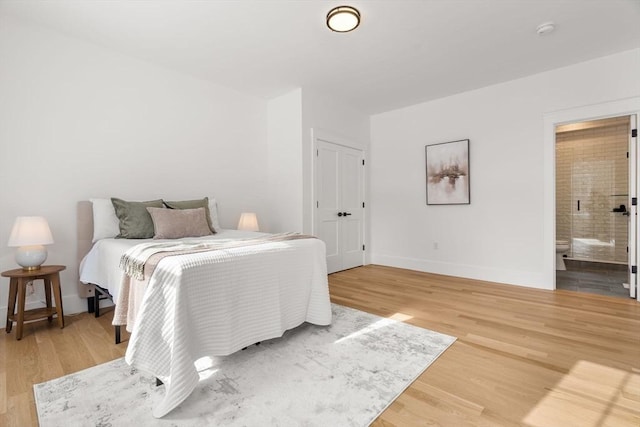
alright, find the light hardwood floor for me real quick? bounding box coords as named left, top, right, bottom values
left=2, top=265, right=639, bottom=426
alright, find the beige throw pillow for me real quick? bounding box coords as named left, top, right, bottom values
left=147, top=207, right=213, bottom=239
left=163, top=197, right=215, bottom=233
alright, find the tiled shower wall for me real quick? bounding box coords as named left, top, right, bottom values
left=556, top=116, right=629, bottom=264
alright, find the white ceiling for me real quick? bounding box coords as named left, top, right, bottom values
left=2, top=0, right=639, bottom=114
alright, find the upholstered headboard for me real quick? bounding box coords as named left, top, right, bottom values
left=77, top=201, right=95, bottom=299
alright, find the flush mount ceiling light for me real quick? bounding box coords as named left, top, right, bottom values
left=536, top=22, right=555, bottom=35
left=327, top=6, right=361, bottom=32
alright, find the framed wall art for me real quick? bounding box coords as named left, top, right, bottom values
left=425, top=139, right=470, bottom=205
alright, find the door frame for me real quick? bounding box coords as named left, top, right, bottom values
left=311, top=128, right=367, bottom=269
left=630, top=113, right=638, bottom=298
left=543, top=97, right=640, bottom=297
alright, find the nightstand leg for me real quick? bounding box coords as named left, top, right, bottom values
left=44, top=278, right=53, bottom=323
left=16, top=278, right=27, bottom=340
left=51, top=273, right=64, bottom=329
left=6, top=278, right=18, bottom=333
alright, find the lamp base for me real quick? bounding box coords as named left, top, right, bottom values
left=15, top=245, right=48, bottom=271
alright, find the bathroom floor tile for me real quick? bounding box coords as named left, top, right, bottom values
left=556, top=267, right=629, bottom=299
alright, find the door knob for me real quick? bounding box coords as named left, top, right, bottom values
left=344, top=212, right=352, bottom=216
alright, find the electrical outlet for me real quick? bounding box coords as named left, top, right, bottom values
left=433, top=242, right=439, bottom=250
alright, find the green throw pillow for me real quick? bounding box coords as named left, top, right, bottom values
left=163, top=197, right=215, bottom=233
left=111, top=198, right=164, bottom=239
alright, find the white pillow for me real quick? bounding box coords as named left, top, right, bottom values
left=208, top=198, right=221, bottom=232
left=90, top=198, right=120, bottom=242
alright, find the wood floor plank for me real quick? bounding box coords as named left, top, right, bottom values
left=336, top=266, right=640, bottom=426
left=2, top=264, right=639, bottom=426
left=0, top=371, right=6, bottom=417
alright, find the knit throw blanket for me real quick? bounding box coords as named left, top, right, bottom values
left=113, top=233, right=317, bottom=328
left=119, top=233, right=315, bottom=281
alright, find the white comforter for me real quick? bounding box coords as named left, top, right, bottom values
left=80, top=230, right=332, bottom=417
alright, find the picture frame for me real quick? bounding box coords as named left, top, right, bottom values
left=425, top=139, right=470, bottom=205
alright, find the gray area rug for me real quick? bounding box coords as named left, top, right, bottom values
left=35, top=304, right=455, bottom=426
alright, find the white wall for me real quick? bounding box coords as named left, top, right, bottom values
left=370, top=48, right=640, bottom=289
left=266, top=89, right=303, bottom=233
left=0, top=16, right=268, bottom=321
left=265, top=88, right=371, bottom=245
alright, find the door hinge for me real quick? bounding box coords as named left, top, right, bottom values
left=317, top=149, right=319, bottom=156
left=362, top=244, right=365, bottom=251
left=362, top=202, right=365, bottom=208
left=632, top=265, right=637, bottom=274
left=362, top=159, right=365, bottom=166
left=627, top=152, right=629, bottom=158
left=632, top=128, right=637, bottom=138
left=316, top=201, right=319, bottom=208
left=632, top=197, right=638, bottom=206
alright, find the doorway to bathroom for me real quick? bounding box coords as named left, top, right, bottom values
left=555, top=115, right=635, bottom=298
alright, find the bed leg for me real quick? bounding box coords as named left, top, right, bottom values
left=115, top=325, right=121, bottom=345
left=156, top=378, right=163, bottom=386
left=242, top=342, right=260, bottom=351
left=94, top=293, right=100, bottom=318
left=87, top=296, right=95, bottom=313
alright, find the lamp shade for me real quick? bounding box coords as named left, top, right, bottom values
left=8, top=216, right=54, bottom=246
left=8, top=216, right=54, bottom=270
left=237, top=213, right=259, bottom=232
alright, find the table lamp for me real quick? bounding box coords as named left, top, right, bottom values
left=7, top=216, right=54, bottom=271
left=237, top=213, right=259, bottom=231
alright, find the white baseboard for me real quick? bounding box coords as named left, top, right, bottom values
left=370, top=253, right=552, bottom=290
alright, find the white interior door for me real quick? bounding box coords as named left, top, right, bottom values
left=629, top=115, right=638, bottom=299
left=315, top=139, right=364, bottom=274
left=340, top=148, right=365, bottom=270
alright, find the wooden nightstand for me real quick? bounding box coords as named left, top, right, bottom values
left=2, top=265, right=65, bottom=340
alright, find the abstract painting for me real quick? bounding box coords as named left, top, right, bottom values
left=425, top=139, right=470, bottom=205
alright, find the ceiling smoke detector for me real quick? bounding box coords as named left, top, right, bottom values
left=536, top=22, right=555, bottom=36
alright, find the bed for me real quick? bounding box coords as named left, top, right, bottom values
left=77, top=199, right=332, bottom=417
